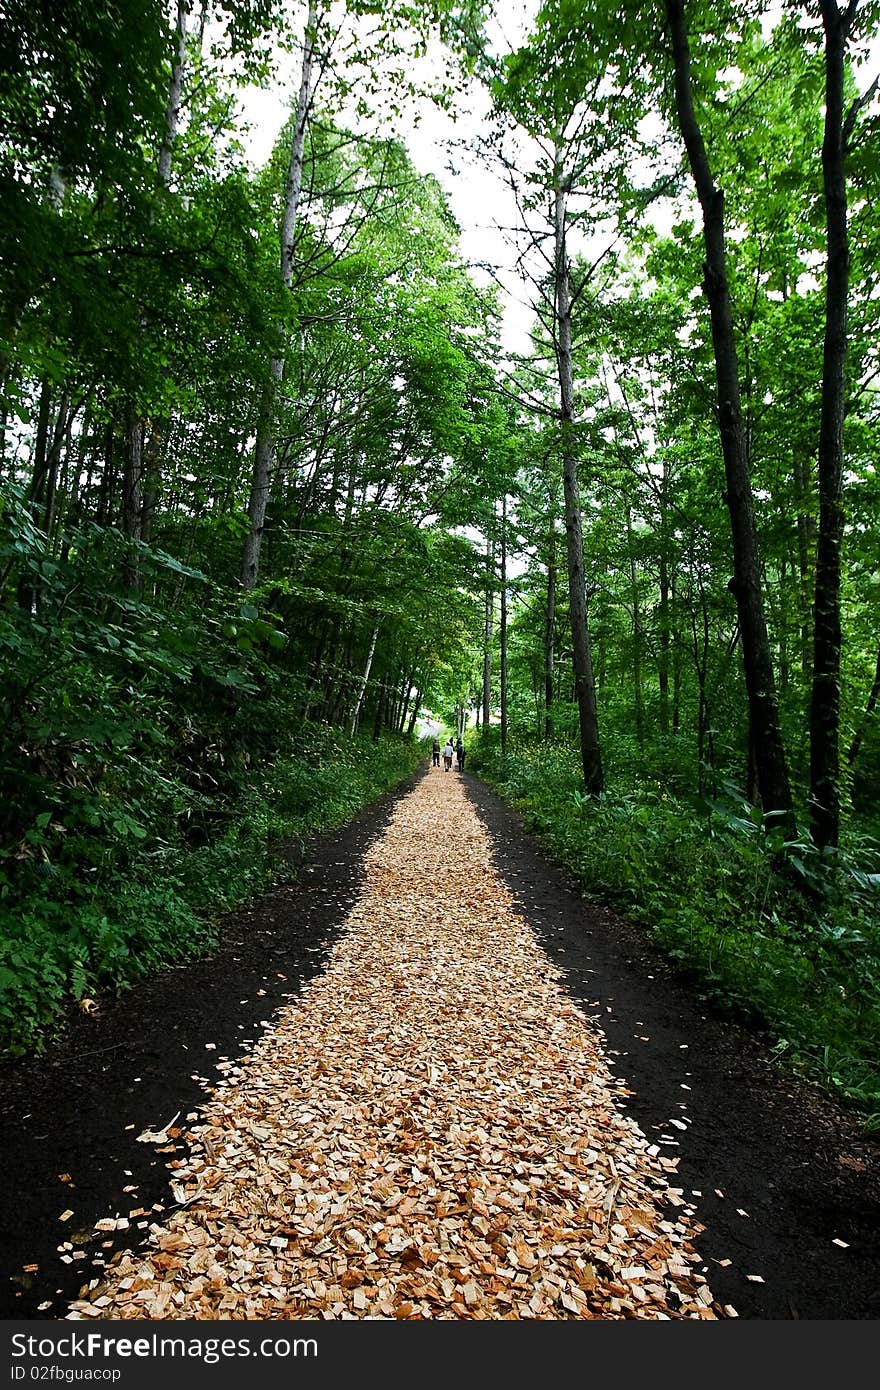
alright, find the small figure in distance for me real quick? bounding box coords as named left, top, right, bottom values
left=456, top=737, right=465, bottom=772
left=442, top=739, right=454, bottom=771
left=431, top=736, right=441, bottom=767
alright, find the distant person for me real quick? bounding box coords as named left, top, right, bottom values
left=443, top=739, right=454, bottom=771
left=431, top=737, right=441, bottom=767
left=456, top=738, right=465, bottom=772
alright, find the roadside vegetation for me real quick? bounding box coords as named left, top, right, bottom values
left=472, top=733, right=880, bottom=1124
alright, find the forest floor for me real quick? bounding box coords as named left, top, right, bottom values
left=1, top=765, right=879, bottom=1321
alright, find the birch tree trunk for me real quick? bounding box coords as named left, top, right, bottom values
left=158, top=0, right=190, bottom=187
left=241, top=0, right=319, bottom=590
left=665, top=0, right=793, bottom=831
left=349, top=619, right=380, bottom=736
left=554, top=156, right=603, bottom=794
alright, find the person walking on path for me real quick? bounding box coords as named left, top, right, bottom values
left=443, top=739, right=454, bottom=771
left=431, top=737, right=441, bottom=767
left=456, top=738, right=466, bottom=772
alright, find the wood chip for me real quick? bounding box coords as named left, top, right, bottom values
left=66, top=774, right=723, bottom=1323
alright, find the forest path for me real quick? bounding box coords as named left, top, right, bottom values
left=66, top=768, right=721, bottom=1321
left=3, top=766, right=878, bottom=1321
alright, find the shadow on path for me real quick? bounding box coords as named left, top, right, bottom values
left=464, top=773, right=880, bottom=1320
left=0, top=767, right=427, bottom=1319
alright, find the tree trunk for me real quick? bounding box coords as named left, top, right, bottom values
left=665, top=0, right=793, bottom=831
left=626, top=504, right=645, bottom=749
left=544, top=519, right=556, bottom=740
left=122, top=406, right=144, bottom=591
left=554, top=155, right=603, bottom=793
left=372, top=673, right=387, bottom=741
left=158, top=0, right=189, bottom=187
left=482, top=534, right=494, bottom=729
left=349, top=619, right=379, bottom=736
left=672, top=571, right=681, bottom=736
left=794, top=452, right=815, bottom=677
left=658, top=469, right=671, bottom=735
left=690, top=576, right=711, bottom=796
left=500, top=495, right=508, bottom=756
left=406, top=690, right=422, bottom=739
left=848, top=640, right=880, bottom=767
left=241, top=0, right=318, bottom=589
left=397, top=670, right=415, bottom=733
left=810, top=0, right=852, bottom=850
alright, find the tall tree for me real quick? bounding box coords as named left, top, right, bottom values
left=663, top=0, right=794, bottom=831
left=241, top=0, right=320, bottom=590
left=553, top=151, right=603, bottom=791
left=809, top=0, right=878, bottom=848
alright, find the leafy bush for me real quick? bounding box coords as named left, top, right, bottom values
left=475, top=734, right=880, bottom=1122
left=0, top=729, right=421, bottom=1057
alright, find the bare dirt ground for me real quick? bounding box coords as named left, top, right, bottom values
left=2, top=764, right=878, bottom=1320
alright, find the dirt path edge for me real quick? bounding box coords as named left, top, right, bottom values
left=463, top=774, right=880, bottom=1321
left=0, top=767, right=426, bottom=1319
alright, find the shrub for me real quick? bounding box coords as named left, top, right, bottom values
left=475, top=733, right=880, bottom=1121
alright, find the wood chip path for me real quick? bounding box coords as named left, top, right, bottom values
left=68, top=769, right=727, bottom=1320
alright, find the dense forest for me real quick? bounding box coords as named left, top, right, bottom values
left=2, top=1, right=879, bottom=1118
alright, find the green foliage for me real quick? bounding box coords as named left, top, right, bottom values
left=475, top=734, right=880, bottom=1120
left=0, top=709, right=421, bottom=1059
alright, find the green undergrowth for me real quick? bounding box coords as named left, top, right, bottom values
left=0, top=728, right=421, bottom=1060
left=471, top=735, right=880, bottom=1126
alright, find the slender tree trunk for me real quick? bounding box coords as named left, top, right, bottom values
left=26, top=379, right=52, bottom=512
left=158, top=0, right=189, bottom=186
left=659, top=469, right=671, bottom=735
left=500, top=495, right=508, bottom=756
left=848, top=640, right=880, bottom=767
left=122, top=407, right=144, bottom=590
left=672, top=571, right=682, bottom=736
left=301, top=621, right=328, bottom=720
left=554, top=156, right=603, bottom=793
left=659, top=549, right=671, bottom=737
left=482, top=534, right=494, bottom=729
left=626, top=504, right=645, bottom=749
left=406, top=690, right=422, bottom=739
left=16, top=381, right=52, bottom=610
left=349, top=619, right=379, bottom=736
left=397, top=670, right=415, bottom=733
left=372, top=674, right=387, bottom=741
left=794, top=452, right=815, bottom=676
left=241, top=0, right=318, bottom=589
left=665, top=0, right=793, bottom=831
left=544, top=519, right=556, bottom=740
left=690, top=574, right=714, bottom=797
left=810, top=0, right=853, bottom=850
left=34, top=391, right=70, bottom=539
